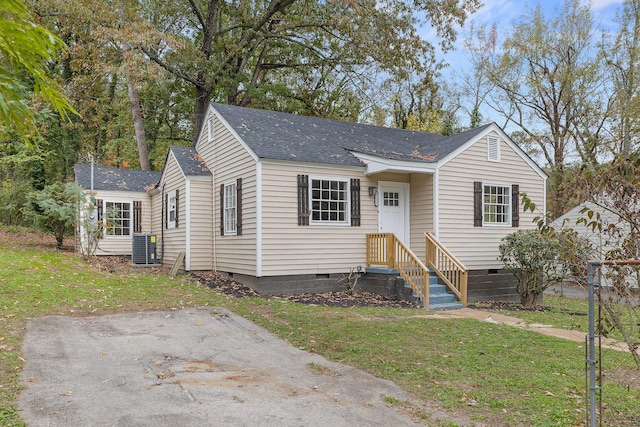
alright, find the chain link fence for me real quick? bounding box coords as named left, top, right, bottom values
left=587, top=261, right=640, bottom=426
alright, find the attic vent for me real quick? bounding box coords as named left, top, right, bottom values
left=208, top=117, right=215, bottom=143
left=487, top=136, right=500, bottom=162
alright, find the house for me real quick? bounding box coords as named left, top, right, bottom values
left=75, top=103, right=547, bottom=305
left=74, top=164, right=161, bottom=256
left=552, top=201, right=637, bottom=288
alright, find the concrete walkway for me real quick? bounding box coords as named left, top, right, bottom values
left=420, top=307, right=631, bottom=353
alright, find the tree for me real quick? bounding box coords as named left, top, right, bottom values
left=25, top=182, right=84, bottom=249
left=485, top=0, right=604, bottom=218
left=604, top=0, right=640, bottom=158
left=0, top=0, right=76, bottom=141
left=456, top=21, right=498, bottom=129
left=137, top=0, right=481, bottom=136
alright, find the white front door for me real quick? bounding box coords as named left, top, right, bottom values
left=378, top=181, right=410, bottom=243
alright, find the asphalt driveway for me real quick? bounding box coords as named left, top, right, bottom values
left=19, top=307, right=421, bottom=426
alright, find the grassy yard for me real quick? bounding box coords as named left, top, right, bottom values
left=1, top=229, right=638, bottom=426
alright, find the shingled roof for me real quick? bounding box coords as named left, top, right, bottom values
left=74, top=164, right=161, bottom=192
left=169, top=146, right=211, bottom=177
left=212, top=103, right=493, bottom=166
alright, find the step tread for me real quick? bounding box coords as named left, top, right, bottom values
left=429, top=302, right=464, bottom=310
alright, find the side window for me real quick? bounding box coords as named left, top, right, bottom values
left=223, top=181, right=237, bottom=235
left=104, top=201, right=132, bottom=236
left=167, top=190, right=176, bottom=229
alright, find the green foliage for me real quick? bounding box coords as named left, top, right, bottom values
left=24, top=182, right=84, bottom=248
left=0, top=0, right=77, bottom=142
left=499, top=227, right=592, bottom=306
left=1, top=232, right=639, bottom=426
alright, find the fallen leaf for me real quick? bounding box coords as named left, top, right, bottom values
left=545, top=391, right=556, bottom=397
left=28, top=376, right=36, bottom=382
left=59, top=391, right=73, bottom=396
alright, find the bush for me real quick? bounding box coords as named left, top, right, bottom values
left=498, top=229, right=591, bottom=306
left=25, top=182, right=84, bottom=249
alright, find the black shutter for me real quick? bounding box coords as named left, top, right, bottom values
left=164, top=193, right=168, bottom=229
left=175, top=189, right=179, bottom=228
left=473, top=181, right=482, bottom=227
left=511, top=184, right=520, bottom=227
left=97, top=199, right=103, bottom=221
left=133, top=201, right=142, bottom=233
left=236, top=178, right=242, bottom=235
left=220, top=184, right=225, bottom=236
left=350, top=178, right=361, bottom=226
left=297, top=174, right=309, bottom=226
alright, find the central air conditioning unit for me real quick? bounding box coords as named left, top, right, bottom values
left=131, top=234, right=157, bottom=265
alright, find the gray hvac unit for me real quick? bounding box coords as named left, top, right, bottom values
left=132, top=234, right=157, bottom=265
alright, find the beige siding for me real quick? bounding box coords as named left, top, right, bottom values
left=187, top=179, right=214, bottom=270
left=260, top=162, right=375, bottom=275
left=437, top=131, right=545, bottom=269
left=409, top=173, right=434, bottom=261
left=197, top=111, right=258, bottom=276
left=158, top=155, right=187, bottom=269
left=89, top=190, right=153, bottom=256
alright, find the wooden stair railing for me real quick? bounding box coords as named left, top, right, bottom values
left=366, top=233, right=429, bottom=307
left=425, top=232, right=468, bottom=306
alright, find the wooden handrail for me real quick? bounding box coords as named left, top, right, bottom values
left=366, top=233, right=429, bottom=308
left=425, top=232, right=468, bottom=306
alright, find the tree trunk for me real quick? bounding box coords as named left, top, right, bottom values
left=127, top=78, right=151, bottom=171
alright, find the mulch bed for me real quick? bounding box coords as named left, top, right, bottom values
left=190, top=270, right=418, bottom=308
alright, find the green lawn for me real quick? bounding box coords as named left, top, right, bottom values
left=1, top=229, right=638, bottom=426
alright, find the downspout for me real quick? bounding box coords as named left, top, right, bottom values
left=161, top=184, right=165, bottom=261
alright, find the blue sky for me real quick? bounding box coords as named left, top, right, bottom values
left=434, top=0, right=625, bottom=75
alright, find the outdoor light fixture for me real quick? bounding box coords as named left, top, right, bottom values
left=368, top=186, right=376, bottom=196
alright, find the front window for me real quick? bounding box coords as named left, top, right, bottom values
left=224, top=182, right=237, bottom=235
left=104, top=201, right=131, bottom=236
left=483, top=185, right=510, bottom=225
left=310, top=178, right=348, bottom=224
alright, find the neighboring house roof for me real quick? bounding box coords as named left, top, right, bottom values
left=170, top=146, right=211, bottom=177
left=74, top=164, right=161, bottom=192
left=211, top=103, right=493, bottom=166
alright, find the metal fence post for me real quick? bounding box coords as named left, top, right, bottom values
left=586, top=260, right=601, bottom=427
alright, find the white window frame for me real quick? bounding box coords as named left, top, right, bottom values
left=487, top=136, right=500, bottom=162
left=223, top=181, right=237, bottom=235
left=483, top=183, right=511, bottom=226
left=103, top=201, right=132, bottom=237
left=309, top=177, right=350, bottom=225
left=167, top=190, right=176, bottom=229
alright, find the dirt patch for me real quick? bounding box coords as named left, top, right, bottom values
left=190, top=271, right=418, bottom=308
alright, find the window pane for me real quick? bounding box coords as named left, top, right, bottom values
left=224, top=183, right=237, bottom=234
left=310, top=179, right=348, bottom=223
left=483, top=185, right=510, bottom=225
left=105, top=202, right=131, bottom=236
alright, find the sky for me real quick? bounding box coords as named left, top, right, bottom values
left=434, top=0, right=625, bottom=78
